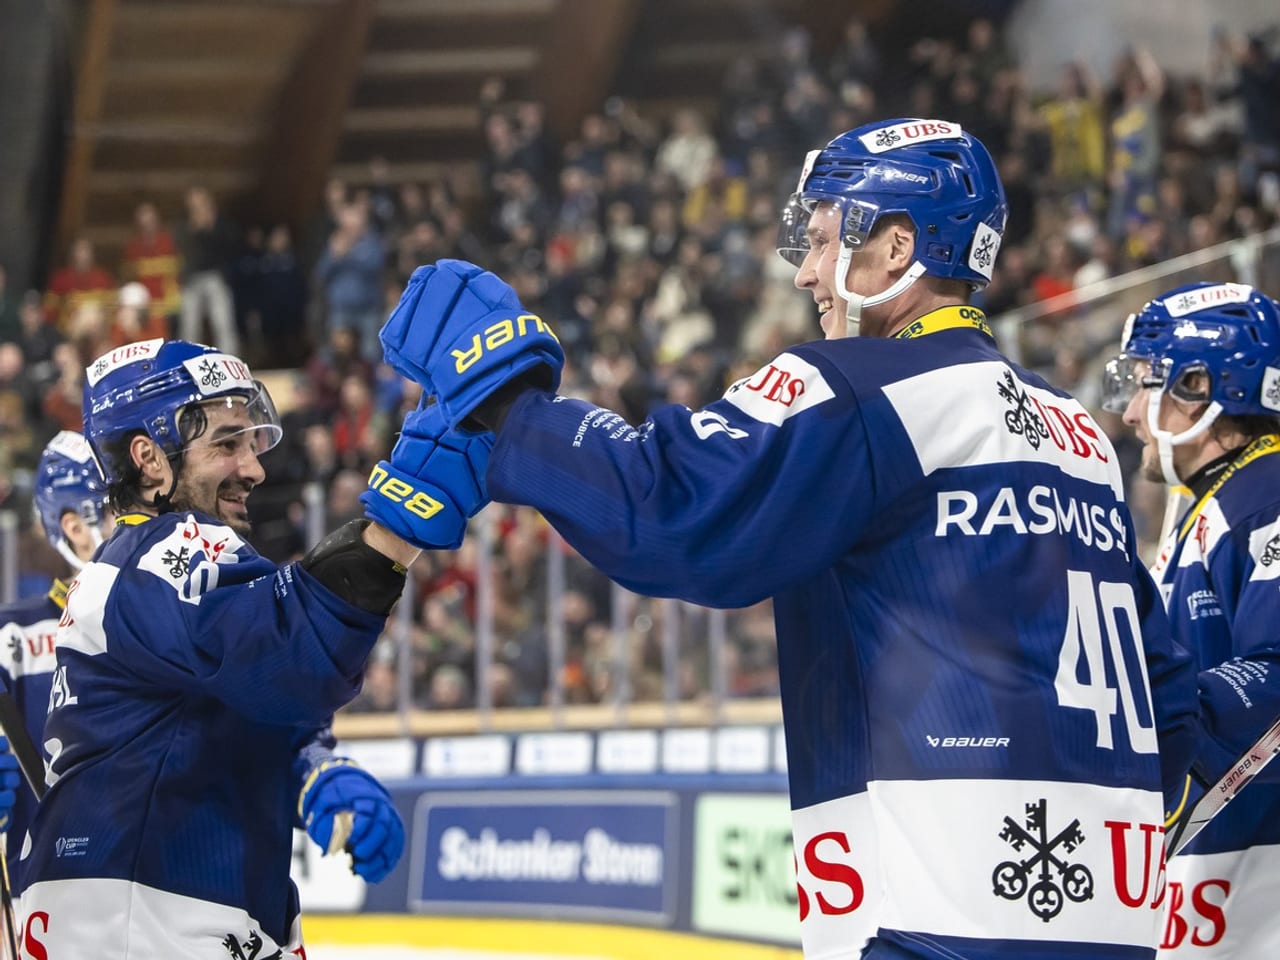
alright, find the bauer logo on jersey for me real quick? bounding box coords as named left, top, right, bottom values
left=968, top=221, right=1001, bottom=280
left=1165, top=283, right=1253, bottom=318
left=85, top=338, right=164, bottom=387
left=1261, top=366, right=1280, bottom=412
left=138, top=517, right=244, bottom=605
left=857, top=119, right=960, bottom=154
left=723, top=353, right=834, bottom=426
left=181, top=354, right=255, bottom=396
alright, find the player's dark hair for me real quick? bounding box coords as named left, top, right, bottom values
left=102, top=431, right=147, bottom=514
left=102, top=404, right=210, bottom=514
left=1214, top=413, right=1280, bottom=446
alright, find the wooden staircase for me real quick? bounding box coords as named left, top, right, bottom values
left=61, top=0, right=372, bottom=270
left=55, top=0, right=896, bottom=269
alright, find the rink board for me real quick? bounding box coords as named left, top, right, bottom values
left=291, top=726, right=800, bottom=952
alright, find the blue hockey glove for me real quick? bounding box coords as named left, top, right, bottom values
left=0, top=736, right=21, bottom=832
left=299, top=759, right=404, bottom=884
left=379, top=259, right=564, bottom=428
left=360, top=399, right=493, bottom=550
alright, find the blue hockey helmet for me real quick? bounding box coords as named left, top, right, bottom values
left=777, top=118, right=1008, bottom=291
left=35, top=431, right=108, bottom=565
left=1101, top=282, right=1280, bottom=485
left=1102, top=282, right=1280, bottom=417
left=82, top=339, right=283, bottom=485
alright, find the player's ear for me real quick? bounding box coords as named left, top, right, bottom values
left=59, top=512, right=83, bottom=544
left=130, top=435, right=170, bottom=485
left=885, top=221, right=916, bottom=273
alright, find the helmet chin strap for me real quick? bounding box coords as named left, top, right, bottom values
left=834, top=241, right=928, bottom=333
left=1147, top=390, right=1223, bottom=486
left=56, top=526, right=102, bottom=572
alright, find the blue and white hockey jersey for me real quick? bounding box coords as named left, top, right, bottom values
left=487, top=307, right=1200, bottom=960
left=1148, top=438, right=1280, bottom=955
left=0, top=582, right=65, bottom=872
left=15, top=511, right=388, bottom=959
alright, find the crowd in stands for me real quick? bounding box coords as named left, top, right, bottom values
left=2, top=16, right=1279, bottom=715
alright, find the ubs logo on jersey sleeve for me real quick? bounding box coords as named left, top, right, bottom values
left=723, top=353, right=834, bottom=426
left=139, top=517, right=244, bottom=605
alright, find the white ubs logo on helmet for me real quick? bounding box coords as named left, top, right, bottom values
left=1165, top=283, right=1253, bottom=318
left=858, top=120, right=961, bottom=154
left=85, top=338, right=164, bottom=387
left=182, top=354, right=255, bottom=396
left=45, top=430, right=95, bottom=463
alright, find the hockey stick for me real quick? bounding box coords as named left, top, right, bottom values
left=0, top=690, right=45, bottom=960
left=0, top=839, right=17, bottom=960
left=0, top=692, right=45, bottom=801
left=1169, top=713, right=1280, bottom=856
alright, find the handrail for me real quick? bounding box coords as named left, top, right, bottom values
left=332, top=696, right=784, bottom=740
left=992, top=226, right=1280, bottom=329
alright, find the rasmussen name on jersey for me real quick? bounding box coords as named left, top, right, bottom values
left=936, top=485, right=1129, bottom=557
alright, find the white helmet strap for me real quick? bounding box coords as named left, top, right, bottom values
left=835, top=230, right=928, bottom=333
left=1148, top=390, right=1223, bottom=486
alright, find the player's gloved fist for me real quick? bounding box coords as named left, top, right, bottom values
left=359, top=399, right=493, bottom=550
left=379, top=259, right=564, bottom=429
left=300, top=759, right=404, bottom=884
left=0, top=736, right=21, bottom=832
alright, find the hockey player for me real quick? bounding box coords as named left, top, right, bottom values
left=15, top=339, right=491, bottom=958
left=375, top=119, right=1201, bottom=958
left=0, top=431, right=111, bottom=874
left=1103, top=283, right=1280, bottom=957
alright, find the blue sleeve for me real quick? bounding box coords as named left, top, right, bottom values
left=101, top=522, right=386, bottom=727
left=486, top=349, right=875, bottom=608
left=1130, top=544, right=1201, bottom=801
left=1195, top=512, right=1280, bottom=781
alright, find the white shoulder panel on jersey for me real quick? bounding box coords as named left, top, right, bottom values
left=722, top=352, right=836, bottom=427
left=1178, top=499, right=1231, bottom=569
left=1247, top=514, right=1280, bottom=582
left=57, top=562, right=117, bottom=658
left=882, top=360, right=1124, bottom=497
left=137, top=516, right=245, bottom=606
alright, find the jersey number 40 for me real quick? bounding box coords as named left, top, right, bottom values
left=1056, top=569, right=1159, bottom=755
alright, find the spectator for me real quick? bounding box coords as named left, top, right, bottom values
left=43, top=238, right=115, bottom=335
left=122, top=201, right=182, bottom=327
left=177, top=186, right=239, bottom=353
left=107, top=282, right=167, bottom=349
left=655, top=108, right=718, bottom=193
left=0, top=265, right=19, bottom=342
left=257, top=224, right=308, bottom=367
left=313, top=201, right=385, bottom=363
left=13, top=291, right=60, bottom=385
left=1038, top=62, right=1107, bottom=203
left=1106, top=48, right=1165, bottom=238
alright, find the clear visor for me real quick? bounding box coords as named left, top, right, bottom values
left=1101, top=355, right=1164, bottom=413
left=179, top=381, right=284, bottom=456
left=776, top=194, right=881, bottom=266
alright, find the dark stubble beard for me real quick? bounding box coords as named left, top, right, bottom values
left=169, top=477, right=255, bottom=537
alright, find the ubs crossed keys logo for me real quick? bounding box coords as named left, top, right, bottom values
left=198, top=359, right=228, bottom=389
left=993, top=798, right=1094, bottom=922
left=998, top=369, right=1050, bottom=450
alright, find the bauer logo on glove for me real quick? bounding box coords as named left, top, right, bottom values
left=379, top=259, right=565, bottom=429
left=451, top=312, right=559, bottom=376
left=366, top=466, right=445, bottom=521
